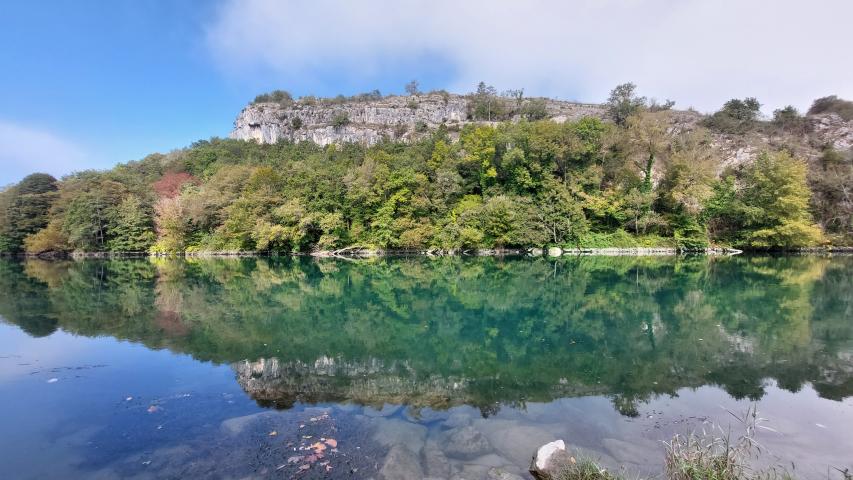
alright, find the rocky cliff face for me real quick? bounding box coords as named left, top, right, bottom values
left=230, top=93, right=607, bottom=145
left=230, top=92, right=853, bottom=171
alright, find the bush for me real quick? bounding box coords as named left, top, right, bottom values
left=808, top=95, right=853, bottom=121
left=522, top=99, right=548, bottom=120
left=703, top=98, right=761, bottom=133
left=23, top=221, right=68, bottom=254
left=331, top=112, right=350, bottom=128
left=253, top=90, right=293, bottom=106
left=552, top=458, right=621, bottom=480
left=772, top=105, right=809, bottom=133
left=578, top=230, right=637, bottom=248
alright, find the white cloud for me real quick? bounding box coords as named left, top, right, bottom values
left=0, top=121, right=88, bottom=186
left=205, top=0, right=853, bottom=113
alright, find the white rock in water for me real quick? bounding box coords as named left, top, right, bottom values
left=547, top=247, right=562, bottom=257
left=534, top=439, right=566, bottom=470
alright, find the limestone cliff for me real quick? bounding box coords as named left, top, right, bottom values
left=229, top=92, right=853, bottom=170
left=230, top=92, right=607, bottom=145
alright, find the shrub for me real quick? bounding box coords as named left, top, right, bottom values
left=24, top=220, right=69, bottom=254
left=552, top=458, right=621, bottom=480
left=331, top=112, right=350, bottom=128
left=394, top=123, right=408, bottom=138
left=703, top=98, right=761, bottom=133
left=253, top=90, right=293, bottom=106
left=808, top=95, right=853, bottom=121
left=522, top=99, right=549, bottom=120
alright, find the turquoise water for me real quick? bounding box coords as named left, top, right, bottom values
left=0, top=256, right=851, bottom=479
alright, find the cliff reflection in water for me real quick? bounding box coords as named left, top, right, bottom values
left=1, top=255, right=851, bottom=416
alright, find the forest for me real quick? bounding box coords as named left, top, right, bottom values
left=1, top=86, right=851, bottom=255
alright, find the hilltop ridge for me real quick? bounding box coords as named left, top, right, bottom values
left=230, top=90, right=853, bottom=171
left=230, top=91, right=608, bottom=145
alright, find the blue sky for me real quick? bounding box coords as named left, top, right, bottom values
left=2, top=0, right=852, bottom=186
left=0, top=1, right=455, bottom=185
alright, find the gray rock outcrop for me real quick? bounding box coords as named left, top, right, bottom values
left=230, top=92, right=607, bottom=146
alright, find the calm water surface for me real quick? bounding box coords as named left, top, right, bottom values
left=0, top=256, right=851, bottom=479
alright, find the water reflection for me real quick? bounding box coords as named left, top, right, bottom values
left=1, top=255, right=851, bottom=418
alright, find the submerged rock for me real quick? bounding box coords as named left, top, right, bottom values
left=442, top=410, right=474, bottom=429
left=380, top=445, right=424, bottom=480
left=371, top=417, right=428, bottom=453
left=441, top=425, right=492, bottom=459
left=488, top=467, right=526, bottom=480
left=476, top=420, right=557, bottom=466
left=219, top=411, right=277, bottom=436
left=423, top=440, right=452, bottom=478
left=364, top=403, right=402, bottom=417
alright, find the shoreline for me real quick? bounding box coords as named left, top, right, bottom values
left=4, top=246, right=853, bottom=259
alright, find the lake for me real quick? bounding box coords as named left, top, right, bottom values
left=0, top=255, right=851, bottom=479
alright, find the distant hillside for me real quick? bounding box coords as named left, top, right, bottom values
left=231, top=89, right=853, bottom=171
left=1, top=85, right=851, bottom=255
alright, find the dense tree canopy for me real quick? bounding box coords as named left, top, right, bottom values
left=1, top=91, right=848, bottom=254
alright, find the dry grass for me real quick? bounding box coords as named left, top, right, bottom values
left=554, top=406, right=795, bottom=480
left=553, top=458, right=622, bottom=480
left=663, top=405, right=797, bottom=480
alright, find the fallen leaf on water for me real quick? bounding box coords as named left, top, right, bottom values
left=147, top=405, right=160, bottom=413
left=287, top=456, right=302, bottom=464
left=268, top=431, right=277, bottom=436
left=304, top=452, right=324, bottom=463
left=325, top=438, right=337, bottom=448
left=298, top=464, right=310, bottom=471
left=310, top=442, right=327, bottom=453
left=326, top=464, right=333, bottom=472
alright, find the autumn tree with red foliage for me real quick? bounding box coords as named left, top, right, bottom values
left=152, top=172, right=197, bottom=199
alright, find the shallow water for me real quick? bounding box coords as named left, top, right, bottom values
left=0, top=256, right=851, bottom=479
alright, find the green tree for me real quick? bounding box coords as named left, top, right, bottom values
left=738, top=152, right=824, bottom=248
left=606, top=83, right=647, bottom=126
left=704, top=97, right=761, bottom=133
left=707, top=152, right=824, bottom=248
left=0, top=173, right=58, bottom=252
left=469, top=82, right=505, bottom=121
left=107, top=196, right=156, bottom=252
left=535, top=178, right=588, bottom=245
